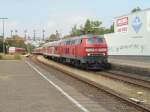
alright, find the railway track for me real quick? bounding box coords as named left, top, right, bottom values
left=96, top=70, right=150, bottom=90
left=31, top=56, right=150, bottom=112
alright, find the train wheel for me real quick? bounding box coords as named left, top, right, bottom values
left=103, top=63, right=111, bottom=69
left=75, top=60, right=80, bottom=68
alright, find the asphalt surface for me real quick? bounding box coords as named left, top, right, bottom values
left=0, top=60, right=84, bottom=112
left=109, top=55, right=150, bottom=64
left=108, top=55, right=150, bottom=68
left=0, top=59, right=112, bottom=112
left=0, top=58, right=146, bottom=112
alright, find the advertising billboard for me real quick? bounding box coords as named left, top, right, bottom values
left=115, top=17, right=128, bottom=33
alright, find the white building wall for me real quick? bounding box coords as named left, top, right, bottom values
left=105, top=9, right=150, bottom=56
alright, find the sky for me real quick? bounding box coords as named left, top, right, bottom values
left=0, top=0, right=150, bottom=39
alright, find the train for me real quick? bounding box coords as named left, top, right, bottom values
left=33, top=34, right=110, bottom=69
left=8, top=47, right=26, bottom=54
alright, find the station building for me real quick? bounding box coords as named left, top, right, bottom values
left=105, top=8, right=150, bottom=56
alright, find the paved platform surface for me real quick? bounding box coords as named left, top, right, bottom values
left=108, top=56, right=150, bottom=69
left=0, top=60, right=84, bottom=112
left=0, top=59, right=112, bottom=112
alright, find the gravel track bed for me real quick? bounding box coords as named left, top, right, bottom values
left=31, top=57, right=144, bottom=112
left=36, top=56, right=150, bottom=108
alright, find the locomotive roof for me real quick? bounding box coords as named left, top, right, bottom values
left=43, top=34, right=104, bottom=46
left=61, top=34, right=104, bottom=41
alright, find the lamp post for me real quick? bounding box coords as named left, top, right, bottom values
left=15, top=30, right=18, bottom=36
left=0, top=18, right=8, bottom=54
left=42, top=29, right=45, bottom=41
left=10, top=30, right=13, bottom=37
left=24, top=30, right=27, bottom=41
left=33, top=30, right=36, bottom=41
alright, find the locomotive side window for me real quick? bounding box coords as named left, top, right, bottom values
left=70, top=40, right=75, bottom=45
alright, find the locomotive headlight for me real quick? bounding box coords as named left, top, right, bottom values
left=86, top=48, right=95, bottom=52
left=98, top=48, right=107, bottom=52
left=87, top=53, right=91, bottom=56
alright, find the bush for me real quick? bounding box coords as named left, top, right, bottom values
left=0, top=54, right=2, bottom=60
left=14, top=54, right=21, bottom=60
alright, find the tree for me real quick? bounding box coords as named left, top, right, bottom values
left=26, top=43, right=34, bottom=53
left=83, top=19, right=103, bottom=35
left=5, top=36, right=26, bottom=49
left=70, top=25, right=82, bottom=36
left=109, top=24, right=114, bottom=33
left=65, top=19, right=114, bottom=38
left=48, top=34, right=58, bottom=42
left=0, top=36, right=3, bottom=52
left=84, top=19, right=91, bottom=34
left=56, top=30, right=60, bottom=38
left=131, top=7, right=141, bottom=13
left=47, top=30, right=60, bottom=42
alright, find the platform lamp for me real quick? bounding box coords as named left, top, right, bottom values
left=10, top=30, right=13, bottom=38
left=24, top=30, right=27, bottom=41
left=15, top=30, right=18, bottom=36
left=0, top=18, right=8, bottom=54
left=42, top=29, right=45, bottom=41
left=33, top=30, right=36, bottom=41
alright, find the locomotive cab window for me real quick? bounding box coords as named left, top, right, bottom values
left=87, top=37, right=104, bottom=44
left=87, top=38, right=95, bottom=44
left=96, top=37, right=104, bottom=43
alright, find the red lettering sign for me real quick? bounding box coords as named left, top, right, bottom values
left=117, top=17, right=128, bottom=26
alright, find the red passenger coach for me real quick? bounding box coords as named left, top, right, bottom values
left=33, top=34, right=109, bottom=69
left=8, top=47, right=26, bottom=54
left=32, top=47, right=43, bottom=55
left=43, top=41, right=60, bottom=58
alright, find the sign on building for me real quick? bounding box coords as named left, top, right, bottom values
left=115, top=17, right=128, bottom=33
left=105, top=8, right=150, bottom=56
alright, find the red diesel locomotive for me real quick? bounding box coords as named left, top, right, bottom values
left=33, top=35, right=109, bottom=69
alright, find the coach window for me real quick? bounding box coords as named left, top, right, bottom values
left=55, top=47, right=58, bottom=51
left=74, top=39, right=78, bottom=45
left=80, top=39, right=82, bottom=44
left=70, top=40, right=73, bottom=45
left=75, top=39, right=82, bottom=45
left=72, top=40, right=75, bottom=45
left=66, top=40, right=70, bottom=45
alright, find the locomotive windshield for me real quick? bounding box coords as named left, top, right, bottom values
left=87, top=37, right=104, bottom=44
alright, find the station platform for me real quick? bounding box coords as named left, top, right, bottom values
left=108, top=56, right=150, bottom=76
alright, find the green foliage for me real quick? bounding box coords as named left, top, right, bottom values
left=131, top=7, right=141, bottom=13
left=0, top=36, right=3, bottom=53
left=5, top=36, right=26, bottom=49
left=67, top=19, right=114, bottom=37
left=69, top=25, right=82, bottom=37
left=0, top=54, right=2, bottom=60
left=83, top=19, right=102, bottom=34
left=26, top=43, right=34, bottom=53
left=48, top=30, right=60, bottom=42
left=0, top=54, right=21, bottom=60
left=14, top=54, right=21, bottom=60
